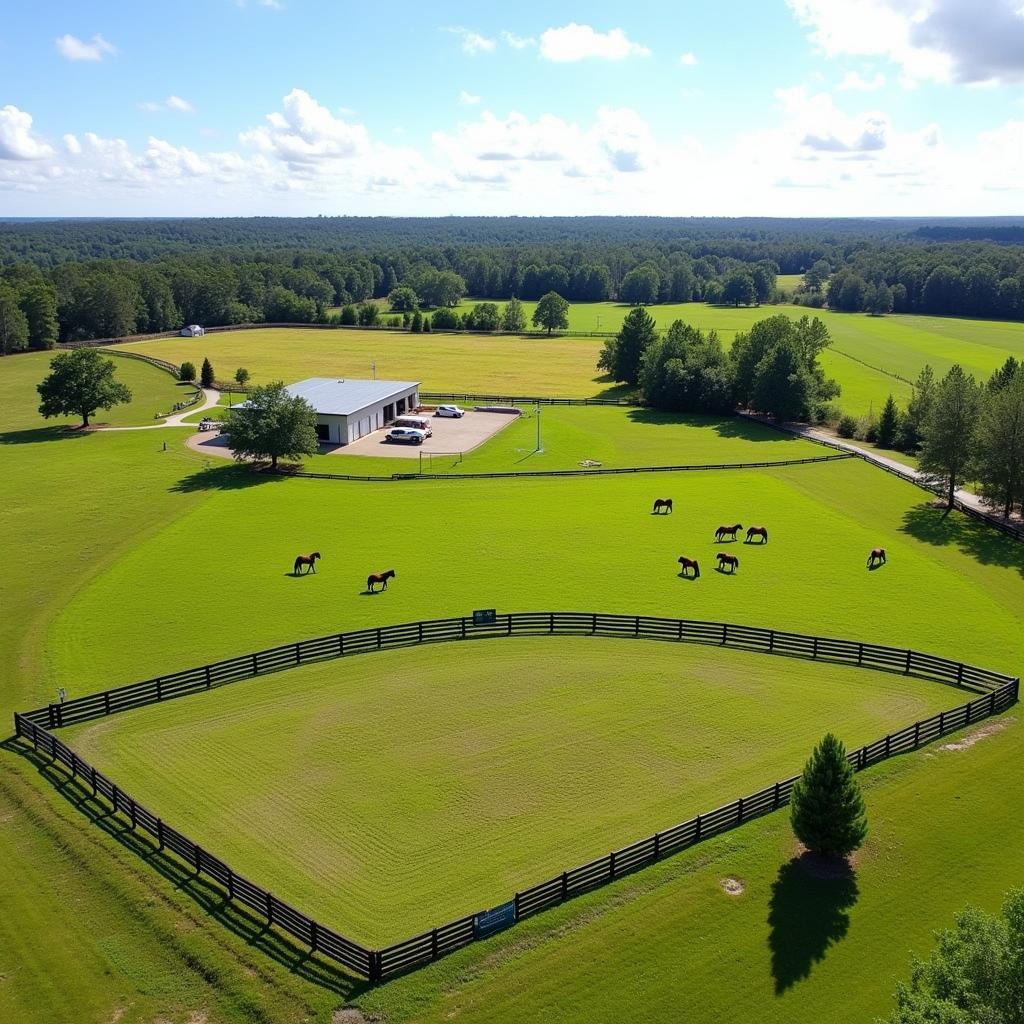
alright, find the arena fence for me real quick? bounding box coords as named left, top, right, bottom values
left=14, top=612, right=1018, bottom=982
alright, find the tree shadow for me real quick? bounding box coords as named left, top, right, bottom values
left=768, top=855, right=859, bottom=994
left=170, top=465, right=286, bottom=493
left=624, top=408, right=804, bottom=445
left=1, top=737, right=368, bottom=999
left=0, top=425, right=91, bottom=445
left=900, top=503, right=1024, bottom=577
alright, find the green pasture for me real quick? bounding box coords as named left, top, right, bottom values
left=1, top=349, right=195, bottom=429
left=120, top=305, right=1024, bottom=415
left=298, top=406, right=823, bottom=477
left=3, top=343, right=1024, bottom=1024
left=63, top=636, right=958, bottom=946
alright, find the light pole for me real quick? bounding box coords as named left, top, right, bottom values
left=372, top=361, right=377, bottom=380
left=535, top=401, right=543, bottom=453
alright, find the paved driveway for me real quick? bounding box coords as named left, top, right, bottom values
left=335, top=409, right=519, bottom=459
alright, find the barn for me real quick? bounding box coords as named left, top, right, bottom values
left=180, top=324, right=205, bottom=337
left=286, top=378, right=421, bottom=445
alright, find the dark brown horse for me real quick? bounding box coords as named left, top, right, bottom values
left=867, top=547, right=887, bottom=568
left=677, top=556, right=700, bottom=578
left=652, top=498, right=674, bottom=515
left=745, top=526, right=768, bottom=544
left=367, top=568, right=396, bottom=592
left=293, top=551, right=321, bottom=575
left=716, top=552, right=740, bottom=573
left=715, top=523, right=743, bottom=542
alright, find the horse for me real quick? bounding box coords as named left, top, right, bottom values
left=677, top=556, right=700, bottom=578
left=652, top=498, right=674, bottom=515
left=716, top=552, right=740, bottom=573
left=745, top=526, right=768, bottom=544
left=367, top=568, right=396, bottom=592
left=293, top=552, right=321, bottom=575
left=867, top=547, right=887, bottom=568
left=715, top=523, right=743, bottom=542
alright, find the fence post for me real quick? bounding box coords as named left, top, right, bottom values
left=227, top=867, right=235, bottom=899
left=549, top=613, right=555, bottom=634
left=104, top=691, right=111, bottom=715
left=812, top=636, right=818, bottom=659
left=914, top=721, right=920, bottom=746
left=369, top=951, right=381, bottom=982
left=737, top=797, right=744, bottom=822
left=295, top=642, right=301, bottom=663
left=266, top=891, right=274, bottom=925
left=47, top=703, right=57, bottom=729
left=721, top=624, right=728, bottom=645
left=157, top=818, right=165, bottom=850
left=769, top=631, right=775, bottom=652
left=653, top=833, right=661, bottom=860
left=773, top=781, right=781, bottom=809
left=857, top=643, right=864, bottom=665
left=957, top=663, right=964, bottom=686
left=905, top=650, right=912, bottom=675
left=884, top=734, right=891, bottom=757
left=205, top=665, right=212, bottom=689
left=431, top=928, right=438, bottom=958
left=695, top=814, right=702, bottom=841
left=609, top=851, right=616, bottom=879
left=939, top=710, right=945, bottom=734
left=514, top=891, right=521, bottom=919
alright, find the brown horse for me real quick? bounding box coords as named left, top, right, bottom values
left=367, top=568, right=396, bottom=592
left=293, top=551, right=321, bottom=575
left=677, top=556, right=700, bottom=578
left=715, top=523, right=743, bottom=542
left=745, top=526, right=768, bottom=544
left=867, top=547, right=887, bottom=568
left=652, top=498, right=674, bottom=515
left=716, top=552, right=740, bottom=573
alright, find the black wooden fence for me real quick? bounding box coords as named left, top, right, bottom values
left=14, top=612, right=1019, bottom=981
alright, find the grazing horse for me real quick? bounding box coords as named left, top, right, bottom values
left=677, top=556, right=700, bottom=579
left=293, top=552, right=321, bottom=575
left=716, top=552, right=740, bottom=573
left=715, top=523, right=743, bottom=542
left=367, top=568, right=396, bottom=592
left=867, top=547, right=887, bottom=568
left=652, top=498, right=674, bottom=515
left=745, top=526, right=769, bottom=544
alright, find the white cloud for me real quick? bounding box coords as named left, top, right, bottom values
left=55, top=33, right=116, bottom=62
left=239, top=88, right=370, bottom=167
left=0, top=106, right=54, bottom=160
left=459, top=90, right=481, bottom=106
left=775, top=85, right=891, bottom=152
left=837, top=70, right=886, bottom=90
left=445, top=27, right=496, bottom=55
left=788, top=0, right=1024, bottom=84
left=679, top=52, right=698, bottom=66
left=63, top=133, right=81, bottom=155
left=139, top=95, right=195, bottom=113
left=502, top=30, right=536, bottom=49
left=539, top=24, right=650, bottom=62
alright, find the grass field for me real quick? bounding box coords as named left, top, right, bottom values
left=62, top=636, right=959, bottom=945
left=3, top=342, right=1024, bottom=1024
left=119, top=304, right=1024, bottom=415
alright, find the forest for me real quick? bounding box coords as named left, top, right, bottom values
left=2, top=216, right=1024, bottom=348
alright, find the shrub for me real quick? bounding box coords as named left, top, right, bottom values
left=855, top=415, right=878, bottom=444
left=836, top=414, right=858, bottom=438
left=179, top=361, right=196, bottom=382
left=339, top=305, right=357, bottom=326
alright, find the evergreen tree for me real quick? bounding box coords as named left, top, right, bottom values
left=598, top=306, right=657, bottom=385
left=790, top=733, right=867, bottom=860
left=227, top=381, right=319, bottom=470
left=987, top=356, right=1020, bottom=392
left=200, top=358, right=215, bottom=388
left=532, top=291, right=570, bottom=334
left=918, top=365, right=980, bottom=509
left=411, top=310, right=423, bottom=333
left=876, top=394, right=900, bottom=448
left=897, top=364, right=936, bottom=452
left=422, top=315, right=431, bottom=333
left=972, top=367, right=1024, bottom=518
left=501, top=296, right=527, bottom=333
left=0, top=283, right=30, bottom=354
left=37, top=348, right=133, bottom=427
left=19, top=283, right=59, bottom=349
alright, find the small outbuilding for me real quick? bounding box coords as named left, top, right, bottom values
left=286, top=377, right=421, bottom=445
left=180, top=324, right=205, bottom=337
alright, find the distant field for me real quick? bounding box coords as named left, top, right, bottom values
left=62, top=635, right=957, bottom=945
left=120, top=305, right=1024, bottom=414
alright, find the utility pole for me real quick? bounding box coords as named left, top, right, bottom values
left=372, top=361, right=377, bottom=380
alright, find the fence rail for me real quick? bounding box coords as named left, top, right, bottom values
left=14, top=612, right=1018, bottom=981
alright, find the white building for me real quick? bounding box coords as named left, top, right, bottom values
left=180, top=324, right=205, bottom=337
left=286, top=378, right=421, bottom=445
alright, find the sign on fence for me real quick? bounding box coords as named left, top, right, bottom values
left=474, top=900, right=516, bottom=938
left=472, top=609, right=497, bottom=626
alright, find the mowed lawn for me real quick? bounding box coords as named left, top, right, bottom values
left=62, top=636, right=958, bottom=945
left=119, top=305, right=1024, bottom=413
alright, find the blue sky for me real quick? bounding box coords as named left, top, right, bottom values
left=2, top=0, right=1024, bottom=215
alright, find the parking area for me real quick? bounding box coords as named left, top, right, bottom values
left=334, top=408, right=519, bottom=459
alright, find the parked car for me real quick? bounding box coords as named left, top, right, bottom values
left=435, top=404, right=466, bottom=418
left=385, top=427, right=427, bottom=445
left=392, top=415, right=433, bottom=436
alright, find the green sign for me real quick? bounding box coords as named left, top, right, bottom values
left=472, top=609, right=497, bottom=626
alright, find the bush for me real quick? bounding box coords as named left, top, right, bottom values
left=431, top=307, right=460, bottom=330
left=179, top=361, right=196, bottom=382
left=339, top=305, right=357, bottom=326
left=855, top=415, right=878, bottom=443
left=836, top=414, right=858, bottom=438
left=422, top=316, right=431, bottom=332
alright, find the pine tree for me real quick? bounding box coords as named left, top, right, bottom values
left=200, top=357, right=215, bottom=388
left=918, top=365, right=980, bottom=509
left=790, top=733, right=867, bottom=860
left=597, top=306, right=657, bottom=385
left=972, top=367, right=1024, bottom=519
left=876, top=394, right=900, bottom=448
